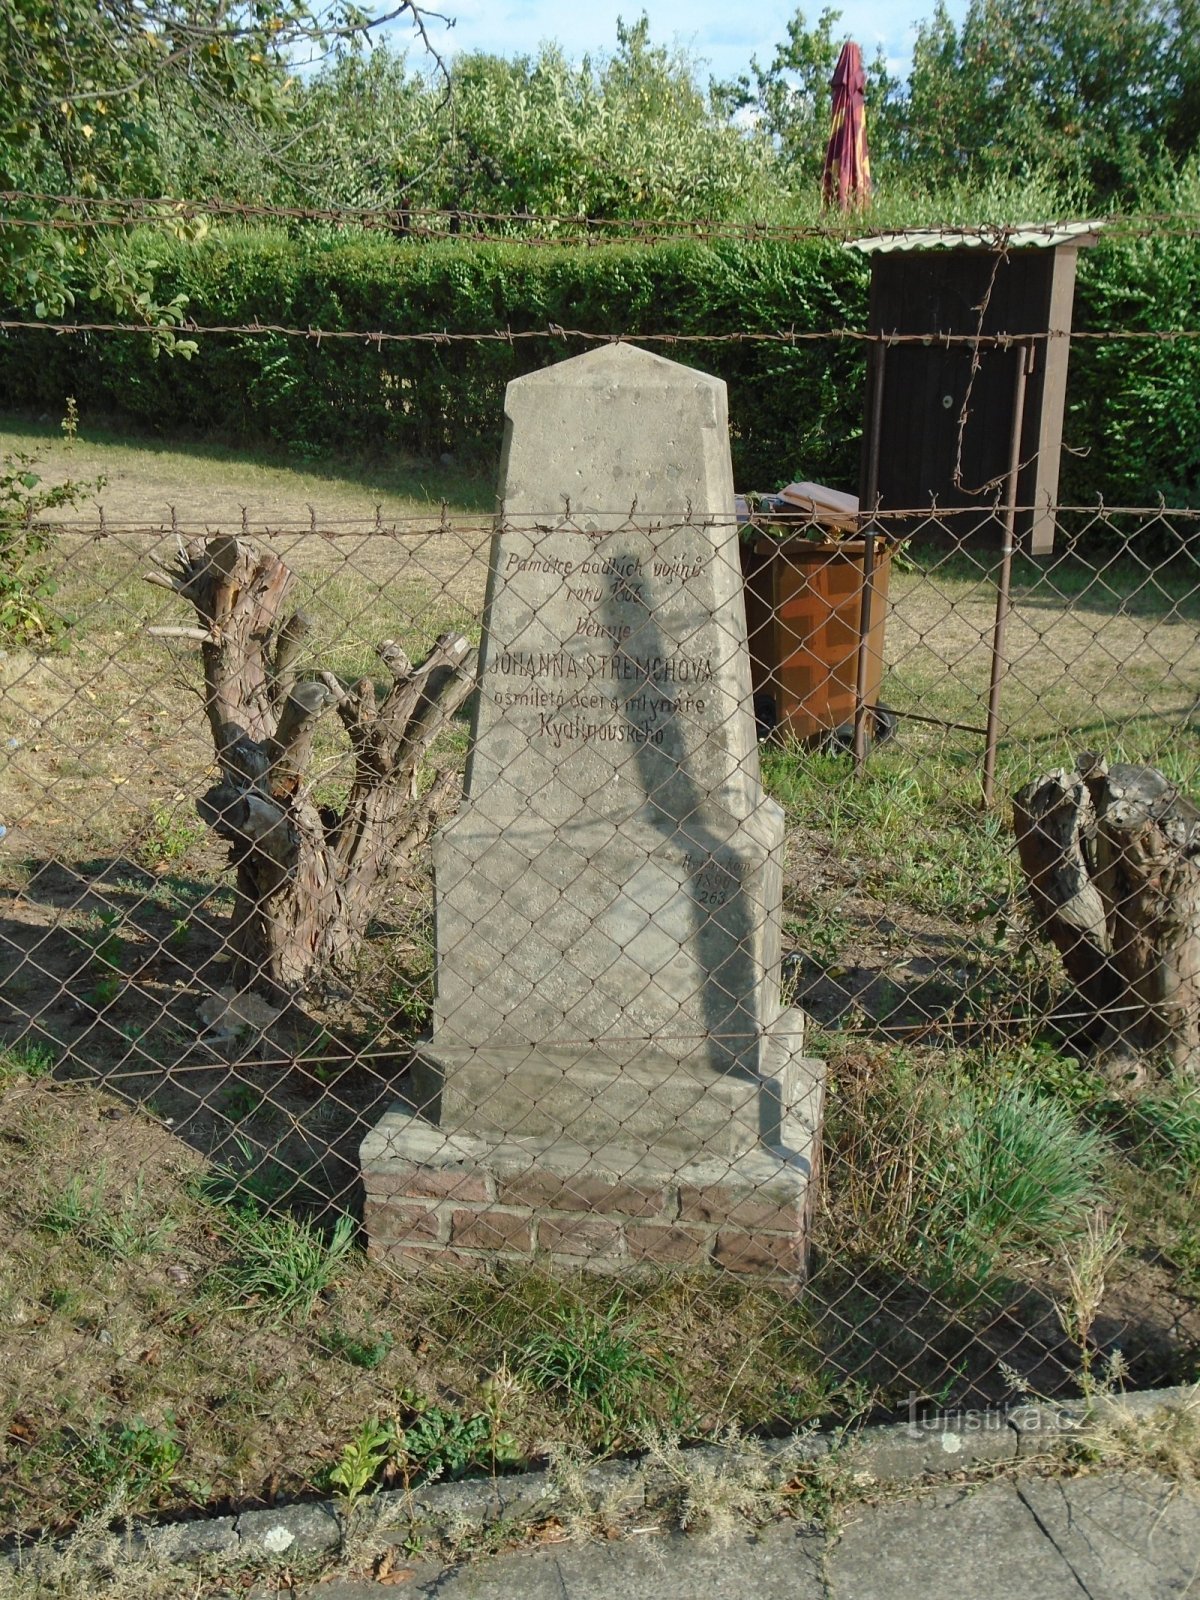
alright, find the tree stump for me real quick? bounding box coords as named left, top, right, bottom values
left=1014, top=752, right=1200, bottom=1083
left=146, top=536, right=476, bottom=998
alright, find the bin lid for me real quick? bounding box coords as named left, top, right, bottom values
left=778, top=482, right=860, bottom=530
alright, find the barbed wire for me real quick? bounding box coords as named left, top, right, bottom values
left=9, top=316, right=1200, bottom=348
left=30, top=504, right=1200, bottom=533
left=4, top=189, right=1200, bottom=244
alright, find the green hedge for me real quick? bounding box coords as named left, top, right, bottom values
left=0, top=230, right=870, bottom=491
left=2, top=226, right=1198, bottom=511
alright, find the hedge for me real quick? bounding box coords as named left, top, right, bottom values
left=1, top=226, right=1197, bottom=510
left=0, top=231, right=869, bottom=492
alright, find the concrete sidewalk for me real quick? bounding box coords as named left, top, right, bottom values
left=277, top=1468, right=1200, bottom=1600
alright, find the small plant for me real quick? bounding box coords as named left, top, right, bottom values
left=924, top=1084, right=1109, bottom=1292
left=322, top=1326, right=395, bottom=1370
left=193, top=1137, right=295, bottom=1212
left=222, top=1084, right=265, bottom=1123
left=387, top=962, right=434, bottom=1034
left=85, top=974, right=122, bottom=1011
left=86, top=909, right=124, bottom=972
left=0, top=1040, right=55, bottom=1080
left=327, top=1419, right=391, bottom=1514
left=60, top=396, right=79, bottom=448
left=386, top=1392, right=522, bottom=1485
left=214, top=1207, right=356, bottom=1322
left=42, top=1171, right=176, bottom=1261
left=785, top=901, right=850, bottom=968
left=1130, top=1083, right=1200, bottom=1177
left=42, top=1173, right=105, bottom=1241
left=73, top=1416, right=182, bottom=1511
left=517, top=1298, right=671, bottom=1447
left=75, top=908, right=126, bottom=1009
left=138, top=804, right=205, bottom=870
left=0, top=414, right=101, bottom=645
left=1054, top=1209, right=1127, bottom=1387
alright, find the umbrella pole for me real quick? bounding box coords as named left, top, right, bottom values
left=853, top=341, right=886, bottom=776
left=982, top=341, right=1034, bottom=806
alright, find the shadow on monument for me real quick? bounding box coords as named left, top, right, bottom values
left=597, top=531, right=760, bottom=1082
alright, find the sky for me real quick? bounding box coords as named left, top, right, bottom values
left=394, top=0, right=971, bottom=86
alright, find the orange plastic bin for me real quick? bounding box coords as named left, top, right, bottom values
left=741, top=533, right=893, bottom=744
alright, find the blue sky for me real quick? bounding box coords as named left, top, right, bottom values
left=394, top=1, right=971, bottom=85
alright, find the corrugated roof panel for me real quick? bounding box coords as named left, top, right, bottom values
left=847, top=221, right=1104, bottom=254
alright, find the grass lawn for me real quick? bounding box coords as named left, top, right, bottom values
left=1, top=417, right=1199, bottom=1541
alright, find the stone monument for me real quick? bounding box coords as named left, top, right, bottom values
left=361, top=342, right=824, bottom=1279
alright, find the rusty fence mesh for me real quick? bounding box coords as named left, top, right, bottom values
left=0, top=190, right=1196, bottom=1536
left=1, top=306, right=1200, bottom=1541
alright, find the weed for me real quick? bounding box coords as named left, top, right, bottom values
left=213, top=1207, right=356, bottom=1322
left=193, top=1135, right=296, bottom=1211
left=1054, top=1210, right=1127, bottom=1386
left=137, top=804, right=205, bottom=870
left=72, top=1416, right=182, bottom=1511
left=0, top=422, right=101, bottom=644
left=518, top=1299, right=674, bottom=1448
left=925, top=1084, right=1109, bottom=1291
left=785, top=902, right=850, bottom=968
left=42, top=1174, right=105, bottom=1240
left=223, top=1084, right=265, bottom=1123
left=84, top=975, right=122, bottom=1011
left=42, top=1171, right=176, bottom=1261
left=0, top=1040, right=55, bottom=1080
left=1131, top=1082, right=1200, bottom=1177
left=322, top=1327, right=395, bottom=1370
left=387, top=1392, right=523, bottom=1485
left=327, top=1419, right=391, bottom=1513
left=84, top=909, right=124, bottom=972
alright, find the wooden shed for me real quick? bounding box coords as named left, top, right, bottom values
left=853, top=223, right=1100, bottom=554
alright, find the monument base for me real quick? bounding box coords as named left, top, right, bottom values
left=360, top=1055, right=825, bottom=1283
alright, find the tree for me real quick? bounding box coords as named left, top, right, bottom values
left=271, top=17, right=777, bottom=224
left=146, top=536, right=476, bottom=997
left=901, top=0, right=1181, bottom=200
left=0, top=0, right=441, bottom=325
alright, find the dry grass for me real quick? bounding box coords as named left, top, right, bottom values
left=3, top=421, right=1200, bottom=1543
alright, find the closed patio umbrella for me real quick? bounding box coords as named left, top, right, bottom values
left=822, top=41, right=871, bottom=210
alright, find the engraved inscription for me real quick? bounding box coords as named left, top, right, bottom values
left=490, top=530, right=716, bottom=748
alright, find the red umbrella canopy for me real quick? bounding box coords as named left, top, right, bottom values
left=822, top=41, right=871, bottom=210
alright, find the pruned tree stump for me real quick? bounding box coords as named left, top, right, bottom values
left=146, top=536, right=476, bottom=998
left=1014, top=752, right=1200, bottom=1087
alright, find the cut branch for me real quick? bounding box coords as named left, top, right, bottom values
left=1015, top=753, right=1200, bottom=1084
left=147, top=537, right=476, bottom=997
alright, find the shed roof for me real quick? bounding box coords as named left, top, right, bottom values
left=847, top=221, right=1103, bottom=255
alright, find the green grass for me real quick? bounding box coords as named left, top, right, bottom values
left=0, top=411, right=494, bottom=524
left=0, top=1041, right=55, bottom=1081
left=211, top=1203, right=357, bottom=1323
left=70, top=1416, right=183, bottom=1513
left=42, top=1171, right=177, bottom=1262
left=924, top=1084, right=1109, bottom=1292
left=517, top=1299, right=680, bottom=1447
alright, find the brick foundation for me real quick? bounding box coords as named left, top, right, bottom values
left=361, top=1108, right=821, bottom=1283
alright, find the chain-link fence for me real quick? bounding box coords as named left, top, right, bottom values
left=2, top=209, right=1199, bottom=1544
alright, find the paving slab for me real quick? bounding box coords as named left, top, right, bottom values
left=274, top=1523, right=826, bottom=1599
left=272, top=1470, right=1200, bottom=1600
left=828, top=1478, right=1088, bottom=1600
left=1016, top=1471, right=1200, bottom=1599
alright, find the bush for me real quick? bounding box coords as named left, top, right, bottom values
left=1067, top=184, right=1200, bottom=510
left=4, top=218, right=1199, bottom=518
left=0, top=228, right=870, bottom=490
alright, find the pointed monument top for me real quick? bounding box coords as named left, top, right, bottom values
left=510, top=339, right=723, bottom=392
